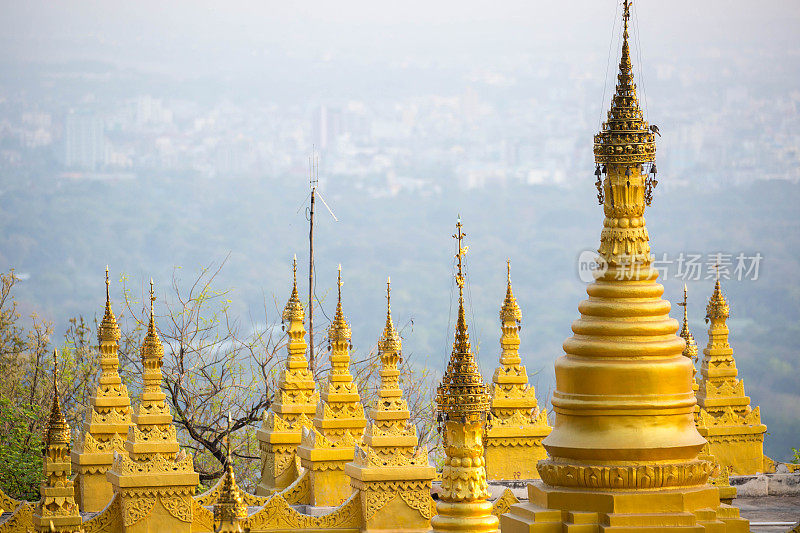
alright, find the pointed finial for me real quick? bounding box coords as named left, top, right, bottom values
left=328, top=264, right=351, bottom=344
left=501, top=259, right=522, bottom=323
left=53, top=347, right=59, bottom=395
left=46, top=348, right=70, bottom=446
left=379, top=276, right=401, bottom=354
left=678, top=285, right=698, bottom=362
left=594, top=0, right=655, bottom=168
left=386, top=276, right=391, bottom=317
left=337, top=264, right=343, bottom=304
left=105, top=265, right=110, bottom=303
left=226, top=411, right=233, bottom=465
left=436, top=217, right=490, bottom=426
left=706, top=265, right=730, bottom=322
left=283, top=256, right=304, bottom=324
left=453, top=217, right=468, bottom=303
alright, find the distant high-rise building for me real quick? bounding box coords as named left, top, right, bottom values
left=64, top=111, right=106, bottom=170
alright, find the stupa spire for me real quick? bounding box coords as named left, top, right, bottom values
left=431, top=218, right=496, bottom=533
left=71, top=267, right=134, bottom=512
left=214, top=414, right=247, bottom=533
left=256, top=258, right=318, bottom=495
left=378, top=277, right=401, bottom=356
left=296, top=264, right=366, bottom=506
left=107, top=277, right=199, bottom=532
left=678, top=284, right=699, bottom=364
left=34, top=349, right=82, bottom=533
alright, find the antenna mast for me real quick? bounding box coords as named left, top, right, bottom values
left=308, top=152, right=318, bottom=372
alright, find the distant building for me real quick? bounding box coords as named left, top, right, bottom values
left=64, top=111, right=106, bottom=170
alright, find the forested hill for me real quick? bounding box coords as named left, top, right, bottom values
left=1, top=169, right=798, bottom=462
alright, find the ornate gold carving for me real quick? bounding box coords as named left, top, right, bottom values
left=491, top=488, right=519, bottom=517
left=122, top=493, right=156, bottom=527
left=243, top=491, right=361, bottom=530
left=160, top=493, right=192, bottom=523
left=83, top=495, right=122, bottom=533
left=537, top=459, right=713, bottom=490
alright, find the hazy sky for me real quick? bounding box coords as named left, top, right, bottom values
left=2, top=1, right=798, bottom=72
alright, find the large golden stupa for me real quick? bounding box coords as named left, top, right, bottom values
left=501, top=1, right=750, bottom=530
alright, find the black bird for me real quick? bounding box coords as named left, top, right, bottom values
left=650, top=124, right=661, bottom=137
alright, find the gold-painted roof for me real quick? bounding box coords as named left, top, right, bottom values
left=378, top=277, right=401, bottom=355
left=436, top=219, right=491, bottom=423
left=141, top=279, right=164, bottom=362
left=678, top=285, right=698, bottom=361
left=499, top=260, right=522, bottom=324
left=328, top=265, right=352, bottom=344
left=47, top=349, right=70, bottom=446
left=705, top=277, right=730, bottom=322
left=282, top=256, right=304, bottom=324
left=98, top=266, right=121, bottom=343
left=593, top=0, right=656, bottom=165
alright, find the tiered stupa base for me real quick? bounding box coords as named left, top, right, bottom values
left=485, top=425, right=549, bottom=481
left=502, top=481, right=749, bottom=532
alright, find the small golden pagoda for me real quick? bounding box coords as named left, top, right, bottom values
left=681, top=285, right=738, bottom=504
left=431, top=219, right=497, bottom=533
left=72, top=268, right=134, bottom=512
left=106, top=280, right=199, bottom=533
left=32, top=350, right=83, bottom=533
left=214, top=416, right=249, bottom=533
left=256, top=257, right=318, bottom=495
left=677, top=284, right=701, bottom=422
left=296, top=266, right=367, bottom=507
left=345, top=278, right=435, bottom=532
left=696, top=274, right=770, bottom=475
left=502, top=2, right=749, bottom=529
left=484, top=261, right=550, bottom=481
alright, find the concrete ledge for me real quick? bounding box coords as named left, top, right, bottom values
left=730, top=472, right=800, bottom=497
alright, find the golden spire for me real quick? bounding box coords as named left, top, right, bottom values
left=328, top=264, right=351, bottom=345
left=283, top=255, right=304, bottom=324
left=499, top=259, right=522, bottom=324
left=677, top=284, right=699, bottom=363
left=47, top=349, right=70, bottom=447
left=593, top=0, right=656, bottom=168
left=98, top=266, right=121, bottom=343
left=435, top=217, right=490, bottom=425
left=141, top=279, right=164, bottom=391
left=706, top=265, right=730, bottom=322
left=378, top=277, right=401, bottom=355
left=215, top=413, right=247, bottom=532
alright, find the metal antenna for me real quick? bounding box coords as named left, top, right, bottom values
left=305, top=147, right=337, bottom=373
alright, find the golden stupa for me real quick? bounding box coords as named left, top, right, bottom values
left=485, top=261, right=551, bottom=481
left=431, top=218, right=498, bottom=533
left=502, top=2, right=749, bottom=529
left=695, top=274, right=770, bottom=475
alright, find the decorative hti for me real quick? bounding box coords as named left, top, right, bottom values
left=72, top=268, right=134, bottom=512
left=502, top=2, right=749, bottom=530
left=296, top=266, right=367, bottom=507
left=431, top=219, right=497, bottom=533
left=345, top=278, right=435, bottom=532
left=256, top=257, right=318, bottom=495
left=32, top=349, right=83, bottom=533
left=484, top=261, right=551, bottom=481
left=696, top=273, right=771, bottom=475
left=106, top=280, right=199, bottom=533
